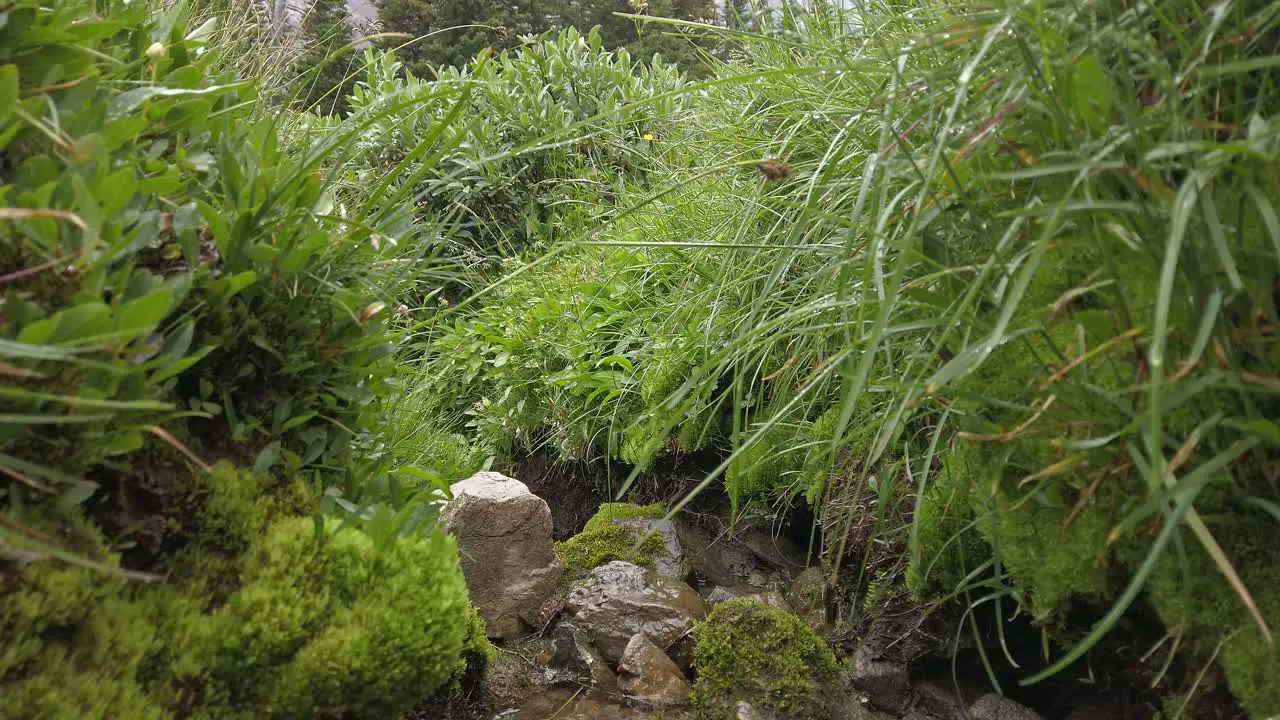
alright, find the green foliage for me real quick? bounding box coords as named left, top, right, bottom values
left=347, top=29, right=687, bottom=264
left=374, top=0, right=538, bottom=76
left=1146, top=510, right=1280, bottom=717
left=555, top=502, right=667, bottom=573
left=0, top=0, right=401, bottom=510
left=691, top=598, right=841, bottom=720
left=374, top=0, right=716, bottom=78
left=410, top=0, right=1280, bottom=711
left=0, top=0, right=476, bottom=716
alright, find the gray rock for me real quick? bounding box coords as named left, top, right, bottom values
left=565, top=561, right=708, bottom=663
left=612, top=518, right=691, bottom=580
left=912, top=681, right=965, bottom=720
left=968, top=694, right=1044, bottom=720
left=735, top=700, right=776, bottom=720
left=744, top=589, right=792, bottom=612
left=838, top=696, right=897, bottom=720
left=848, top=646, right=911, bottom=712
left=704, top=585, right=743, bottom=604
left=617, top=633, right=691, bottom=706
left=538, top=621, right=616, bottom=691
left=442, top=471, right=563, bottom=640
left=788, top=566, right=827, bottom=614
left=676, top=522, right=789, bottom=591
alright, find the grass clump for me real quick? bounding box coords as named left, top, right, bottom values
left=555, top=502, right=668, bottom=574
left=691, top=598, right=841, bottom=720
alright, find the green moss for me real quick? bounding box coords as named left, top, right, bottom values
left=801, top=403, right=879, bottom=507
left=165, top=463, right=318, bottom=600
left=1146, top=512, right=1280, bottom=717
left=193, top=516, right=471, bottom=718
left=692, top=598, right=840, bottom=720
left=728, top=422, right=805, bottom=501
left=907, top=453, right=976, bottom=598
left=0, top=511, right=167, bottom=720
left=555, top=503, right=668, bottom=574
left=414, top=607, right=499, bottom=716
left=583, top=502, right=666, bottom=531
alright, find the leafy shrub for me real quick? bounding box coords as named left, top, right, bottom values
left=347, top=28, right=688, bottom=264
left=376, top=0, right=717, bottom=78
left=1, top=0, right=401, bottom=530
left=691, top=598, right=841, bottom=720
left=0, top=0, right=474, bottom=716
left=413, top=0, right=1280, bottom=711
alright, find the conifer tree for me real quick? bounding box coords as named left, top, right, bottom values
left=375, top=0, right=545, bottom=77
left=375, top=0, right=717, bottom=77
left=294, top=0, right=358, bottom=114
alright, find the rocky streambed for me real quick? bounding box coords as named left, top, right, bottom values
left=437, top=471, right=1112, bottom=720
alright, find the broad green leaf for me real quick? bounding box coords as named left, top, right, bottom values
left=115, top=289, right=174, bottom=336
left=252, top=441, right=282, bottom=474
left=0, top=64, right=17, bottom=121
left=0, top=386, right=172, bottom=410
left=0, top=338, right=78, bottom=360
left=107, top=82, right=250, bottom=117
left=57, top=481, right=99, bottom=509
left=280, top=412, right=317, bottom=432
left=18, top=302, right=111, bottom=346
left=1225, top=419, right=1280, bottom=446
left=151, top=344, right=215, bottom=383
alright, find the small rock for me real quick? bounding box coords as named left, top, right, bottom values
left=565, top=561, right=708, bottom=663
left=743, top=589, right=792, bottom=611
left=676, top=523, right=788, bottom=591
left=735, top=700, right=775, bottom=720
left=617, top=633, right=691, bottom=706
left=613, top=517, right=691, bottom=580
left=968, top=694, right=1044, bottom=720
left=442, top=471, right=563, bottom=640
left=912, top=681, right=965, bottom=720
left=539, top=621, right=616, bottom=691
left=840, top=696, right=897, bottom=720
left=474, top=652, right=530, bottom=712
left=848, top=646, right=911, bottom=712
left=788, top=566, right=827, bottom=615
left=705, top=585, right=743, bottom=605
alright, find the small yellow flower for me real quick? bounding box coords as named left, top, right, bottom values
left=145, top=42, right=167, bottom=61
left=643, top=133, right=654, bottom=141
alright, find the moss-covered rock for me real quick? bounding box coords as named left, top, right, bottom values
left=555, top=503, right=668, bottom=574
left=691, top=598, right=840, bottom=720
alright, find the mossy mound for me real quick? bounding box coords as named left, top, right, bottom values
left=0, top=512, right=167, bottom=720
left=1146, top=510, right=1280, bottom=717
left=555, top=502, right=668, bottom=574
left=191, top=516, right=472, bottom=717
left=691, top=598, right=841, bottom=720
left=0, top=513, right=473, bottom=719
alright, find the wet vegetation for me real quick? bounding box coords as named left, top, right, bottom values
left=3, top=0, right=1280, bottom=716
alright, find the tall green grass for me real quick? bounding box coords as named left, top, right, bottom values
left=400, top=0, right=1280, bottom=712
